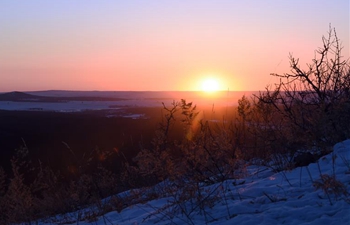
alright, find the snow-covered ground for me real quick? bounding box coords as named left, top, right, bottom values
left=40, top=140, right=350, bottom=225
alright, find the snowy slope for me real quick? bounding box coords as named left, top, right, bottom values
left=41, top=140, right=350, bottom=225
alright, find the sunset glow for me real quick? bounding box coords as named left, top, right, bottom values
left=0, top=1, right=348, bottom=92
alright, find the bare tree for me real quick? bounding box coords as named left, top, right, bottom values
left=258, top=26, right=350, bottom=150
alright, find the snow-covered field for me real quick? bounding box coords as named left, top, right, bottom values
left=0, top=100, right=161, bottom=111
left=0, top=91, right=248, bottom=112
left=40, top=140, right=350, bottom=225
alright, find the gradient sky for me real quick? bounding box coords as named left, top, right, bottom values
left=0, top=1, right=349, bottom=92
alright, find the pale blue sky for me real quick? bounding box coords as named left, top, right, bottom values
left=0, top=1, right=348, bottom=91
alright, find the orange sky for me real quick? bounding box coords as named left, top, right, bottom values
left=0, top=1, right=348, bottom=92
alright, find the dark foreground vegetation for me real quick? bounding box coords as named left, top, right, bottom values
left=0, top=108, right=161, bottom=175
left=0, top=27, right=350, bottom=224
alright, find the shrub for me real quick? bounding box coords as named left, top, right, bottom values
left=313, top=174, right=349, bottom=205
left=261, top=26, right=350, bottom=148
left=236, top=27, right=350, bottom=169
left=132, top=99, right=248, bottom=223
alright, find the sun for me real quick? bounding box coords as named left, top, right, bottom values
left=201, top=78, right=220, bottom=92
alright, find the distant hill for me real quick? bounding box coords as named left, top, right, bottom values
left=0, top=91, right=127, bottom=102
left=0, top=91, right=42, bottom=101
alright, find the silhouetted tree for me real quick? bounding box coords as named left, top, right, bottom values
left=258, top=26, right=350, bottom=150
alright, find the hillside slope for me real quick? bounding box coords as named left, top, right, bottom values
left=39, top=139, right=350, bottom=225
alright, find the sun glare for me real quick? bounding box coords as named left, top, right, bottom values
left=201, top=78, right=220, bottom=92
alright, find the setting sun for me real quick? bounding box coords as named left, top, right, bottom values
left=201, top=78, right=220, bottom=92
